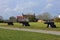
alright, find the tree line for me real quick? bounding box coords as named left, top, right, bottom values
left=0, top=13, right=60, bottom=23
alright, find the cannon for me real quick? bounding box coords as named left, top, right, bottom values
left=3, top=20, right=14, bottom=25
left=44, top=21, right=56, bottom=28
left=7, top=22, right=14, bottom=25
left=19, top=21, right=30, bottom=26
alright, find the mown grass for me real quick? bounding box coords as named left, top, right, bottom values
left=0, top=22, right=60, bottom=31
left=0, top=28, right=60, bottom=40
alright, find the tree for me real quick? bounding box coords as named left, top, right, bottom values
left=54, top=17, right=60, bottom=22
left=28, top=15, right=36, bottom=22
left=9, top=16, right=17, bottom=22
left=0, top=16, right=4, bottom=23
left=36, top=12, right=52, bottom=21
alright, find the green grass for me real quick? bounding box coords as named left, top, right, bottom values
left=0, top=28, right=60, bottom=40
left=0, top=22, right=60, bottom=31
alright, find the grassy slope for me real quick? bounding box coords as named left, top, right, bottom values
left=0, top=22, right=60, bottom=31
left=0, top=28, right=60, bottom=40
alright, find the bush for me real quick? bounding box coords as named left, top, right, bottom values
left=54, top=18, right=60, bottom=22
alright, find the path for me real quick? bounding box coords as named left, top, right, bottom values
left=0, top=27, right=60, bottom=35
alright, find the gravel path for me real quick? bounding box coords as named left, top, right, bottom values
left=0, top=27, right=60, bottom=35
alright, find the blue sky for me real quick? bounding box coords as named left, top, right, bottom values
left=0, top=0, right=60, bottom=19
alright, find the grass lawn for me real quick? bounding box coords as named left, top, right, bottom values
left=0, top=22, right=60, bottom=31
left=0, top=28, right=60, bottom=40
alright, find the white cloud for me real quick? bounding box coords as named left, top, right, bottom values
left=39, top=0, right=54, bottom=13
left=0, top=0, right=39, bottom=14
left=45, top=3, right=53, bottom=9
left=47, top=0, right=54, bottom=2
left=13, top=1, right=38, bottom=13
left=0, top=0, right=57, bottom=19
left=40, top=3, right=53, bottom=13
left=5, top=8, right=14, bottom=12
left=0, top=0, right=39, bottom=17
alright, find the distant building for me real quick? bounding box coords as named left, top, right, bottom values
left=22, top=14, right=35, bottom=19
left=22, top=13, right=36, bottom=22
left=17, top=13, right=36, bottom=22
left=17, top=16, right=24, bottom=22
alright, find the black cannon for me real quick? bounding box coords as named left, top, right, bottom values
left=44, top=21, right=56, bottom=28
left=7, top=22, right=14, bottom=25
left=19, top=21, right=30, bottom=26
left=3, top=20, right=14, bottom=25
